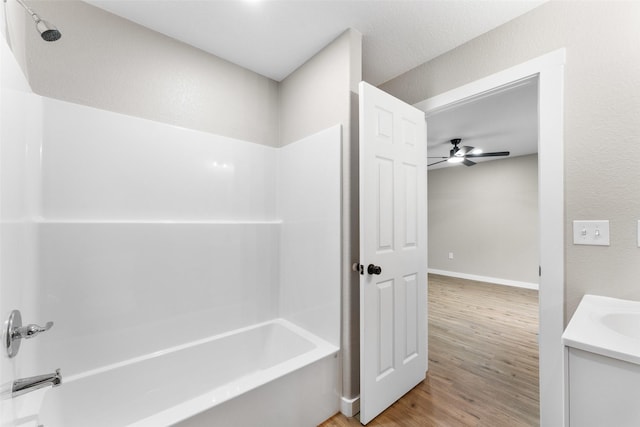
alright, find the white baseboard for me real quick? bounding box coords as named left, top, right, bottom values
left=428, top=268, right=539, bottom=290
left=340, top=395, right=360, bottom=417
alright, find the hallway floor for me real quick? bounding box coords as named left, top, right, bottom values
left=319, top=274, right=539, bottom=426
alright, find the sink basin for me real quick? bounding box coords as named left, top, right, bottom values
left=601, top=312, right=640, bottom=340
left=563, top=295, right=640, bottom=365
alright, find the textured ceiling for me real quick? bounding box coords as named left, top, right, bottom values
left=85, top=0, right=546, bottom=84
left=426, top=77, right=539, bottom=169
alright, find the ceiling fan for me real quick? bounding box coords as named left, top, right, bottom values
left=427, top=138, right=510, bottom=167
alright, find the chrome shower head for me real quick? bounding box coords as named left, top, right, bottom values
left=13, top=0, right=61, bottom=42
left=35, top=18, right=61, bottom=41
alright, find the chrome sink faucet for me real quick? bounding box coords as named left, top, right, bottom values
left=12, top=369, right=62, bottom=398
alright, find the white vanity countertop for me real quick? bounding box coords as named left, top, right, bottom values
left=562, top=294, right=640, bottom=366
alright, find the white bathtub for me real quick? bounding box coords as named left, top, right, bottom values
left=27, top=319, right=339, bottom=427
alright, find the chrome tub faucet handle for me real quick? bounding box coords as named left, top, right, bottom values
left=4, top=310, right=54, bottom=358
left=13, top=321, right=54, bottom=340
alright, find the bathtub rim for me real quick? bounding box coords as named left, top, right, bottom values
left=130, top=319, right=339, bottom=427
left=60, top=318, right=326, bottom=383
left=35, top=319, right=338, bottom=427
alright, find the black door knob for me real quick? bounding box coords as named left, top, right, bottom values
left=367, top=264, right=382, bottom=275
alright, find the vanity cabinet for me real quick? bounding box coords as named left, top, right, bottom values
left=566, top=347, right=640, bottom=427
left=562, top=295, right=640, bottom=427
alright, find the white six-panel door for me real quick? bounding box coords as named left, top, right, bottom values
left=358, top=81, right=427, bottom=425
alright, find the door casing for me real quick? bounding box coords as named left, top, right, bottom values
left=414, top=48, right=566, bottom=426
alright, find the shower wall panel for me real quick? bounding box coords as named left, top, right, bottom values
left=40, top=98, right=277, bottom=221
left=37, top=222, right=279, bottom=376
left=277, top=126, right=341, bottom=346
left=36, top=98, right=281, bottom=374
left=1, top=38, right=42, bottom=424
left=32, top=97, right=341, bottom=378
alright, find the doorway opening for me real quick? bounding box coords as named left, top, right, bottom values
left=424, top=75, right=541, bottom=424
left=415, top=49, right=565, bottom=426
left=426, top=76, right=539, bottom=289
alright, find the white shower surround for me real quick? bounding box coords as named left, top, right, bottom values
left=4, top=81, right=341, bottom=425
left=1, top=38, right=43, bottom=424
left=40, top=98, right=278, bottom=221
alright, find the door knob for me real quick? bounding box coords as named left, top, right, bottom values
left=367, top=264, right=382, bottom=275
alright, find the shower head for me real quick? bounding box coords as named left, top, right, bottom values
left=35, top=18, right=60, bottom=41
left=12, top=0, right=61, bottom=41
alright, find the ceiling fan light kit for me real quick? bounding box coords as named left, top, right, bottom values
left=427, top=138, right=510, bottom=168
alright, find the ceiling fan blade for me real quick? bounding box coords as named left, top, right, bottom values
left=427, top=156, right=449, bottom=159
left=466, top=151, right=510, bottom=158
left=428, top=159, right=448, bottom=167
left=462, top=158, right=476, bottom=167
left=456, top=145, right=475, bottom=156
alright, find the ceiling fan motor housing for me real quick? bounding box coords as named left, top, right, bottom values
left=450, top=138, right=462, bottom=156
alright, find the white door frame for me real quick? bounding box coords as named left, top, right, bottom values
left=414, top=48, right=566, bottom=427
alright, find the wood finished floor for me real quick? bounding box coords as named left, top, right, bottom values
left=319, top=274, right=539, bottom=427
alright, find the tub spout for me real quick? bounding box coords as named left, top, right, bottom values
left=12, top=368, right=61, bottom=398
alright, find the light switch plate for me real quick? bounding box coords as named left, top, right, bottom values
left=573, top=220, right=610, bottom=246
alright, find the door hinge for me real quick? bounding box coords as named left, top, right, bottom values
left=539, top=265, right=542, bottom=277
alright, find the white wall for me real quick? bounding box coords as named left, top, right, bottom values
left=428, top=155, right=538, bottom=285
left=380, top=1, right=640, bottom=322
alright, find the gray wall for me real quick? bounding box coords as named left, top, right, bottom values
left=3, top=0, right=279, bottom=146
left=428, top=155, right=538, bottom=284
left=279, top=29, right=361, bottom=146
left=279, top=28, right=363, bottom=401
left=381, top=0, right=640, bottom=321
